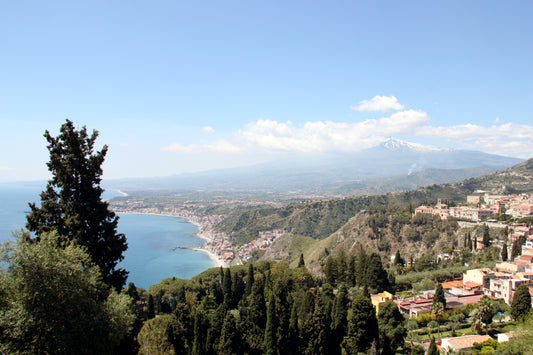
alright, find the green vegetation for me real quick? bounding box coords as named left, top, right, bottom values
left=26, top=120, right=128, bottom=290
left=0, top=232, right=135, bottom=354
left=510, top=284, right=532, bottom=321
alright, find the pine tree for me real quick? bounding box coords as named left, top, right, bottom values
left=26, top=120, right=128, bottom=290
left=511, top=284, right=532, bottom=321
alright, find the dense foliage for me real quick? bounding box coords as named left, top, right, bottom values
left=0, top=232, right=135, bottom=354
left=138, top=259, right=405, bottom=355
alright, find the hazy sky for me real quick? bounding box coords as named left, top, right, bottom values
left=1, top=1, right=532, bottom=182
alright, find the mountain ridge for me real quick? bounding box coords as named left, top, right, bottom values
left=107, top=138, right=522, bottom=195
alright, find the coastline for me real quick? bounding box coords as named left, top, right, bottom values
left=117, top=211, right=228, bottom=268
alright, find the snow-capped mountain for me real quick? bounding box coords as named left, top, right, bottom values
left=108, top=138, right=523, bottom=194
left=379, top=137, right=450, bottom=153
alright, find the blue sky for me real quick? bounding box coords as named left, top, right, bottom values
left=1, top=1, right=532, bottom=182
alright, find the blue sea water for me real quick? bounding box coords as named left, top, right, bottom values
left=0, top=182, right=215, bottom=289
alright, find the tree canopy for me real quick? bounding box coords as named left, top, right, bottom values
left=511, top=284, right=532, bottom=321
left=26, top=119, right=128, bottom=289
left=0, top=232, right=135, bottom=354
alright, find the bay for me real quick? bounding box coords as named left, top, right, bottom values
left=0, top=183, right=215, bottom=290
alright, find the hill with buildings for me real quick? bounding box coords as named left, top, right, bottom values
left=217, top=158, right=533, bottom=269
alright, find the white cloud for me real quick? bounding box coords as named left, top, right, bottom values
left=350, top=95, right=405, bottom=112
left=201, top=126, right=215, bottom=134
left=161, top=140, right=241, bottom=153
left=0, top=166, right=13, bottom=171
left=160, top=96, right=533, bottom=160
left=239, top=110, right=429, bottom=153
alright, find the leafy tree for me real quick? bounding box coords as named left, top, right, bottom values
left=501, top=313, right=533, bottom=353
left=471, top=296, right=497, bottom=334
left=511, top=284, right=532, bottom=321
left=343, top=290, right=379, bottom=354
left=26, top=120, right=128, bottom=290
left=0, top=232, right=135, bottom=354
left=137, top=314, right=178, bottom=355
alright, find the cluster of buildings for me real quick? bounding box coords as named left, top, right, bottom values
left=371, top=237, right=533, bottom=352
left=238, top=229, right=286, bottom=262
left=415, top=193, right=533, bottom=222
left=390, top=242, right=533, bottom=319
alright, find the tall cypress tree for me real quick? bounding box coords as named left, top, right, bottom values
left=245, top=263, right=255, bottom=297
left=511, top=284, right=532, bottom=321
left=264, top=293, right=278, bottom=354
left=331, top=284, right=348, bottom=355
left=482, top=224, right=491, bottom=248
left=26, top=120, right=128, bottom=290
left=343, top=290, right=379, bottom=354
left=501, top=242, right=508, bottom=262
left=223, top=268, right=233, bottom=309
left=434, top=283, right=446, bottom=309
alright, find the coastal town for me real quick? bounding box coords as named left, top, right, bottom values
left=110, top=198, right=285, bottom=266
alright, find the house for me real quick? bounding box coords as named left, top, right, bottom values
left=370, top=291, right=394, bottom=314
left=463, top=268, right=496, bottom=289
left=441, top=335, right=492, bottom=352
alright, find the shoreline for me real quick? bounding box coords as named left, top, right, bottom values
left=116, top=211, right=228, bottom=268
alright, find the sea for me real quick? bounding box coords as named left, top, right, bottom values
left=0, top=182, right=215, bottom=290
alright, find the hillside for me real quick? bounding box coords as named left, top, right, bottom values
left=218, top=157, right=533, bottom=268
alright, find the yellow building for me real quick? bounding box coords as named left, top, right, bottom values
left=371, top=291, right=394, bottom=314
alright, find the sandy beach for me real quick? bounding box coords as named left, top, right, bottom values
left=192, top=247, right=228, bottom=268
left=117, top=211, right=228, bottom=268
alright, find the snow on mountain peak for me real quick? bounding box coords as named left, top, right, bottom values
left=380, top=137, right=450, bottom=153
